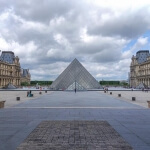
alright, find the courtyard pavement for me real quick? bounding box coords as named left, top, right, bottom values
left=0, top=91, right=150, bottom=150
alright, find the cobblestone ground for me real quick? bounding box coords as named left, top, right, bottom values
left=17, top=121, right=133, bottom=150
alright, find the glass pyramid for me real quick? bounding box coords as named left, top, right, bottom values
left=50, top=58, right=102, bottom=90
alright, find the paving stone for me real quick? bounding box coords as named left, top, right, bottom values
left=1, top=91, right=150, bottom=150
left=17, top=121, right=133, bottom=150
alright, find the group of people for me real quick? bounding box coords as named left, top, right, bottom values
left=27, top=90, right=33, bottom=97
left=142, top=88, right=149, bottom=92
left=104, top=87, right=108, bottom=92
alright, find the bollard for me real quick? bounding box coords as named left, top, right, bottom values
left=45, top=90, right=47, bottom=93
left=132, top=97, right=136, bottom=101
left=39, top=92, right=42, bottom=94
left=0, top=101, right=6, bottom=108
left=118, top=94, right=121, bottom=97
left=110, top=92, right=112, bottom=95
left=16, top=97, right=20, bottom=101
left=147, top=101, right=150, bottom=108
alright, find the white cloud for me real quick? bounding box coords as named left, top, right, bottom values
left=0, top=35, right=38, bottom=65
left=137, top=37, right=148, bottom=45
left=0, top=0, right=150, bottom=80
left=0, top=37, right=10, bottom=50
left=80, top=28, right=96, bottom=43
left=128, top=36, right=149, bottom=54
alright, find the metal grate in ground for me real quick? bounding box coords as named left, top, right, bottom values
left=17, top=121, right=133, bottom=150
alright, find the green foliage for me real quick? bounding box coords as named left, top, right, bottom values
left=120, top=82, right=128, bottom=86
left=30, top=81, right=53, bottom=86
left=99, top=81, right=120, bottom=86
left=99, top=80, right=129, bottom=86
left=21, top=82, right=30, bottom=86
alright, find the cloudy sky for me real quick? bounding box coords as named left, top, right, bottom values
left=0, top=0, right=150, bottom=81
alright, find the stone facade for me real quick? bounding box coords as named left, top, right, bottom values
left=130, top=50, right=150, bottom=88
left=20, top=69, right=31, bottom=84
left=0, top=51, right=31, bottom=88
left=0, top=51, right=21, bottom=88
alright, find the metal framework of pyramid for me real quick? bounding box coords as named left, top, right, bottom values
left=50, top=58, right=102, bottom=90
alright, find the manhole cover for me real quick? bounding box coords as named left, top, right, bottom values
left=17, top=121, right=133, bottom=150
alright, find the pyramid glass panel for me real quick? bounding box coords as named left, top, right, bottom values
left=50, top=58, right=102, bottom=90
left=66, top=81, right=86, bottom=90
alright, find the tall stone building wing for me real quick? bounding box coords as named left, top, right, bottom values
left=50, top=58, right=102, bottom=90
left=0, top=51, right=20, bottom=88
left=21, top=69, right=30, bottom=77
left=21, top=69, right=31, bottom=84
left=130, top=50, right=150, bottom=88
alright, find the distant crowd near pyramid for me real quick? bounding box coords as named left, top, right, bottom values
left=50, top=58, right=102, bottom=90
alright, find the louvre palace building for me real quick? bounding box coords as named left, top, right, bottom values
left=130, top=50, right=150, bottom=88
left=0, top=51, right=31, bottom=88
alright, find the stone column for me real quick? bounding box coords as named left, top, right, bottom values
left=4, top=78, right=6, bottom=86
